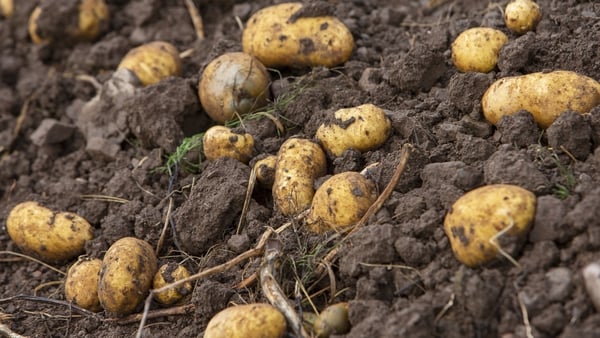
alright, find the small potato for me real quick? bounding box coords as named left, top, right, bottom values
left=242, top=2, right=354, bottom=68
left=254, top=155, right=278, bottom=188
left=118, top=41, right=182, bottom=86
left=0, top=0, right=13, bottom=18
left=6, top=201, right=94, bottom=263
left=152, top=262, right=193, bottom=306
left=273, top=138, right=327, bottom=216
left=65, top=258, right=103, bottom=312
left=451, top=27, right=508, bottom=73
left=482, top=70, right=600, bottom=128
left=505, top=0, right=541, bottom=35
left=204, top=303, right=286, bottom=338
left=203, top=126, right=255, bottom=164
left=316, top=104, right=391, bottom=157
left=199, top=52, right=271, bottom=123
left=98, top=237, right=158, bottom=317
left=306, top=172, right=377, bottom=233
left=313, top=303, right=351, bottom=338
left=444, top=184, right=536, bottom=267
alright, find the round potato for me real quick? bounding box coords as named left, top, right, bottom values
left=152, top=262, right=193, bottom=306
left=505, top=0, right=541, bottom=35
left=313, top=302, right=351, bottom=338
left=306, top=172, right=377, bottom=233
left=98, top=237, right=158, bottom=317
left=0, top=0, right=14, bottom=18
left=118, top=41, right=182, bottom=86
left=242, top=2, right=354, bottom=68
left=204, top=303, right=286, bottom=338
left=199, top=52, right=271, bottom=123
left=451, top=27, right=508, bottom=73
left=443, top=184, right=536, bottom=267
left=6, top=201, right=94, bottom=263
left=203, top=126, right=255, bottom=164
left=482, top=70, right=600, bottom=128
left=65, top=258, right=103, bottom=312
left=254, top=155, right=278, bottom=188
left=316, top=104, right=391, bottom=157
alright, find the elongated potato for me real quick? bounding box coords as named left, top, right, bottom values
left=203, top=126, right=255, bottom=164
left=482, top=70, right=600, bottom=128
left=118, top=41, right=182, bottom=86
left=65, top=258, right=103, bottom=312
left=204, top=303, right=286, bottom=338
left=451, top=27, right=508, bottom=73
left=242, top=2, right=354, bottom=68
left=152, top=262, right=193, bottom=306
left=505, top=0, right=541, bottom=35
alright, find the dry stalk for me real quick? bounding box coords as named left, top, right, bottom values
left=236, top=167, right=257, bottom=234
left=156, top=197, right=174, bottom=255
left=0, top=295, right=99, bottom=318
left=0, top=324, right=28, bottom=338
left=518, top=292, right=534, bottom=338
left=0, top=251, right=65, bottom=276
left=109, top=304, right=194, bottom=325
left=184, top=0, right=205, bottom=40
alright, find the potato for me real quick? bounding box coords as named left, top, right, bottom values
left=313, top=302, right=351, bottom=338
left=98, top=237, right=158, bottom=317
left=482, top=70, right=600, bottom=128
left=273, top=138, right=327, bottom=216
left=118, top=41, right=182, bottom=86
left=152, top=262, right=193, bottom=306
left=204, top=303, right=286, bottom=338
left=443, top=184, right=536, bottom=267
left=203, top=126, right=255, bottom=164
left=306, top=172, right=377, bottom=233
left=65, top=258, right=103, bottom=312
left=505, top=0, right=541, bottom=35
left=254, top=155, right=278, bottom=188
left=0, top=0, right=13, bottom=18
left=242, top=2, right=354, bottom=68
left=199, top=52, right=271, bottom=123
left=451, top=27, right=508, bottom=73
left=6, top=201, right=94, bottom=263
left=315, top=104, right=391, bottom=157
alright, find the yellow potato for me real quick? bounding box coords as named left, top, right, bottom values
left=0, top=0, right=14, bottom=18
left=306, top=172, right=377, bottom=233
left=316, top=104, right=391, bottom=157
left=313, top=302, right=351, bottom=338
left=451, top=27, right=508, bottom=73
left=443, top=184, right=536, bottom=267
left=254, top=155, right=278, bottom=188
left=118, top=41, right=182, bottom=86
left=242, top=2, right=354, bottom=68
left=98, top=237, right=157, bottom=317
left=482, top=70, right=600, bottom=128
left=273, top=138, right=327, bottom=216
left=64, top=258, right=103, bottom=312
left=152, top=262, right=193, bottom=306
left=204, top=303, right=286, bottom=338
left=203, top=126, right=255, bottom=164
left=505, top=0, right=541, bottom=35
left=199, top=52, right=271, bottom=123
left=6, top=201, right=94, bottom=263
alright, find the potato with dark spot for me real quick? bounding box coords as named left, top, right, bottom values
left=204, top=303, right=286, bottom=338
left=505, top=0, right=541, bottom=35
left=313, top=302, right=351, bottom=338
left=451, top=27, right=508, bottom=73
left=65, top=258, right=103, bottom=312
left=203, top=125, right=255, bottom=164
left=6, top=201, right=94, bottom=263
left=152, top=262, right=193, bottom=306
left=118, top=41, right=182, bottom=86
left=254, top=155, right=278, bottom=188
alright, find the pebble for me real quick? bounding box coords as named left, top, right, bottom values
left=583, top=262, right=600, bottom=312
left=545, top=267, right=573, bottom=302
left=30, top=118, right=76, bottom=146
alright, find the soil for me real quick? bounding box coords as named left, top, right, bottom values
left=2, top=0, right=600, bottom=337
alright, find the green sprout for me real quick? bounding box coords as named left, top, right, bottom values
left=156, top=133, right=204, bottom=175
left=552, top=153, right=576, bottom=199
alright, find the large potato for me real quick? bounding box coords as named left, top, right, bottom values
left=443, top=184, right=536, bottom=267
left=118, top=41, right=182, bottom=86
left=306, top=172, right=377, bottom=233
left=451, top=27, right=508, bottom=73
left=242, top=2, right=354, bottom=68
left=204, top=303, right=286, bottom=338
left=98, top=237, right=158, bottom=317
left=273, top=138, right=327, bottom=216
left=203, top=125, right=255, bottom=164
left=482, top=70, right=600, bottom=128
left=152, top=262, right=193, bottom=306
left=315, top=104, right=391, bottom=157
left=505, top=0, right=541, bottom=35
left=65, top=258, right=103, bottom=312
left=6, top=201, right=94, bottom=263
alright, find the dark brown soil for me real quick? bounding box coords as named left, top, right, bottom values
left=2, top=0, right=600, bottom=337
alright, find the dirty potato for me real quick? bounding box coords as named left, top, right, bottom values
left=118, top=41, right=182, bottom=86
left=202, top=125, right=255, bottom=164
left=505, top=0, right=542, bottom=35
left=451, top=27, right=508, bottom=73
left=152, top=262, right=193, bottom=306
left=313, top=302, right=351, bottom=338
left=254, top=155, right=278, bottom=188
left=64, top=258, right=103, bottom=312
left=204, top=303, right=286, bottom=338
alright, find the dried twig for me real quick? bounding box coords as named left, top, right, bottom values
left=184, top=0, right=205, bottom=40
left=236, top=168, right=257, bottom=234
left=0, top=251, right=65, bottom=276
left=0, top=295, right=99, bottom=318
left=156, top=197, right=174, bottom=255
left=0, top=324, right=29, bottom=338
left=518, top=292, right=534, bottom=338
left=79, top=194, right=129, bottom=204
left=108, top=304, right=194, bottom=325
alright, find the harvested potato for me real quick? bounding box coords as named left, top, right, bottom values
left=482, top=70, right=600, bottom=128
left=199, top=52, right=271, bottom=123
left=6, top=201, right=94, bottom=263
left=152, top=262, right=193, bottom=306
left=313, top=302, right=351, bottom=338
left=98, top=237, right=158, bottom=317
left=242, top=2, right=354, bottom=68
left=65, top=258, right=103, bottom=312
left=118, top=41, right=182, bottom=86
left=254, top=155, right=278, bottom=188
left=316, top=104, right=391, bottom=157
left=306, top=172, right=377, bottom=233
left=273, top=138, right=327, bottom=216
left=505, top=0, right=541, bottom=35
left=451, top=27, right=508, bottom=73
left=203, top=126, right=255, bottom=164
left=443, top=184, right=536, bottom=267
left=0, top=0, right=13, bottom=18
left=204, top=303, right=286, bottom=338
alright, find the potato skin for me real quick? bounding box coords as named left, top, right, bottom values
left=65, top=258, right=103, bottom=312
left=118, top=41, right=182, bottom=86
left=6, top=201, right=94, bottom=263
left=313, top=302, right=351, bottom=338
left=242, top=2, right=354, bottom=68
left=273, top=138, right=327, bottom=216
left=316, top=104, right=391, bottom=157
left=505, top=0, right=541, bottom=35
left=254, top=155, right=278, bottom=188
left=443, top=184, right=536, bottom=267
left=482, top=70, right=600, bottom=128
left=98, top=237, right=158, bottom=317
left=204, top=303, right=286, bottom=338
left=203, top=126, right=255, bottom=164
left=0, top=0, right=14, bottom=18
left=306, top=172, right=377, bottom=233
left=152, top=262, right=193, bottom=306
left=451, top=27, right=508, bottom=73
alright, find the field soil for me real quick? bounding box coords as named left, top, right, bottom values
left=2, top=0, right=600, bottom=337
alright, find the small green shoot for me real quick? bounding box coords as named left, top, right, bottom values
left=551, top=153, right=576, bottom=199
left=156, top=133, right=204, bottom=175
